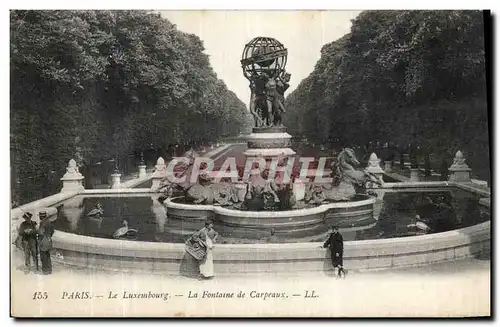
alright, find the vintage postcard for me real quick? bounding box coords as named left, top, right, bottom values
left=10, top=9, right=491, bottom=317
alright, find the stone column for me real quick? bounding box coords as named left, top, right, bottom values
left=110, top=172, right=121, bottom=189
left=366, top=153, right=385, bottom=187
left=61, top=159, right=85, bottom=193
left=448, top=150, right=471, bottom=183
left=151, top=157, right=168, bottom=190
left=384, top=161, right=393, bottom=173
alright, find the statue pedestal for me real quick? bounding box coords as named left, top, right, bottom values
left=243, top=126, right=296, bottom=158
left=138, top=165, right=147, bottom=178
left=60, top=159, right=85, bottom=193
left=449, top=168, right=471, bottom=183
left=448, top=151, right=472, bottom=183
left=410, top=168, right=420, bottom=182
left=110, top=173, right=121, bottom=189
left=61, top=176, right=85, bottom=193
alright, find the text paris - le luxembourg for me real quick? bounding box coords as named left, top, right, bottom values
left=47, top=290, right=319, bottom=301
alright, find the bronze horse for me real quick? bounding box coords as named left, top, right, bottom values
left=305, top=148, right=382, bottom=203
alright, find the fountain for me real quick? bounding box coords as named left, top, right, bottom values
left=162, top=37, right=382, bottom=240
left=11, top=38, right=490, bottom=277
left=241, top=37, right=295, bottom=157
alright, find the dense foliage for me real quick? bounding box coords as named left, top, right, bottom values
left=11, top=10, right=251, bottom=203
left=285, top=11, right=490, bottom=180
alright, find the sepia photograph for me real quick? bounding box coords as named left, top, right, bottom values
left=9, top=8, right=491, bottom=317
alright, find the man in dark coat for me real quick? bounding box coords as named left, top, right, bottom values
left=323, top=226, right=347, bottom=278
left=38, top=211, right=55, bottom=275
left=18, top=212, right=38, bottom=272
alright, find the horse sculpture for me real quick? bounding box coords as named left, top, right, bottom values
left=304, top=148, right=381, bottom=203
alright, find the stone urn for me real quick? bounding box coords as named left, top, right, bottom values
left=448, top=150, right=472, bottom=183
left=60, top=159, right=85, bottom=193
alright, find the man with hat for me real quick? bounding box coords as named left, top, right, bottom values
left=323, top=225, right=348, bottom=278
left=18, top=212, right=38, bottom=272
left=38, top=211, right=55, bottom=275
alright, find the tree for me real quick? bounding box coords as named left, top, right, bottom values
left=11, top=10, right=251, bottom=204
left=285, top=10, right=489, bottom=180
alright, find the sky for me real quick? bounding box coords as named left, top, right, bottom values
left=160, top=10, right=361, bottom=107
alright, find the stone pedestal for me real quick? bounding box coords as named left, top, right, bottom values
left=60, top=159, right=85, bottom=193
left=410, top=168, right=420, bottom=182
left=151, top=157, right=168, bottom=190
left=448, top=150, right=471, bottom=183
left=138, top=165, right=147, bottom=178
left=384, top=161, right=393, bottom=173
left=110, top=173, right=121, bottom=189
left=243, top=126, right=296, bottom=157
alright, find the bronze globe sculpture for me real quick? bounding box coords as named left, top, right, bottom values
left=241, top=37, right=291, bottom=128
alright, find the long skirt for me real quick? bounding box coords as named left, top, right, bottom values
left=199, top=248, right=214, bottom=277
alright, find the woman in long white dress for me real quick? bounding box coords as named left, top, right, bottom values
left=188, top=220, right=218, bottom=279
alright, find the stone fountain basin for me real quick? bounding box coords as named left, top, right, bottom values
left=11, top=181, right=490, bottom=275
left=165, top=195, right=377, bottom=230
left=49, top=220, right=490, bottom=275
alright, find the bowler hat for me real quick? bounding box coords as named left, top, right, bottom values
left=22, top=212, right=33, bottom=220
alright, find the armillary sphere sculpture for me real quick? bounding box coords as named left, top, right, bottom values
left=241, top=37, right=291, bottom=128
